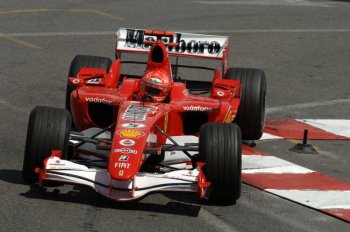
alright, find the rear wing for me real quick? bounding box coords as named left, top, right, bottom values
left=116, top=28, right=229, bottom=72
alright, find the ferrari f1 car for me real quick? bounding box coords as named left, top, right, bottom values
left=22, top=28, right=266, bottom=204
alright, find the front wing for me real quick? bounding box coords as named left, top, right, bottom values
left=36, top=152, right=208, bottom=201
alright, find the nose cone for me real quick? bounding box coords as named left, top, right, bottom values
left=109, top=133, right=147, bottom=180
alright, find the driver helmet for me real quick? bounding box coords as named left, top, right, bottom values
left=140, top=70, right=172, bottom=102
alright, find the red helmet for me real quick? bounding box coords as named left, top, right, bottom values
left=140, top=70, right=172, bottom=102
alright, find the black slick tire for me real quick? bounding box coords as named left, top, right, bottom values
left=224, top=67, right=266, bottom=140
left=22, top=106, right=72, bottom=183
left=199, top=123, right=242, bottom=204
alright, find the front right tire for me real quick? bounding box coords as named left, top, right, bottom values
left=199, top=123, right=242, bottom=204
left=65, top=55, right=112, bottom=113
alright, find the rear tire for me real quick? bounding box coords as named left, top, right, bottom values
left=22, top=106, right=71, bottom=183
left=199, top=123, right=242, bottom=204
left=224, top=67, right=266, bottom=140
left=65, top=55, right=112, bottom=113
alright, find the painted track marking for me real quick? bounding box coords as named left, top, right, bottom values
left=1, top=28, right=349, bottom=50
left=266, top=98, right=350, bottom=114
left=194, top=0, right=331, bottom=7
left=0, top=36, right=42, bottom=49
left=0, top=9, right=125, bottom=21
left=191, top=29, right=350, bottom=33
left=0, top=8, right=124, bottom=49
left=1, top=29, right=350, bottom=39
left=0, top=98, right=30, bottom=114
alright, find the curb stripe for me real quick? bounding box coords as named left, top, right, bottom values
left=297, top=119, right=350, bottom=138
left=263, top=119, right=349, bottom=140
left=265, top=190, right=350, bottom=209
left=322, top=209, right=350, bottom=222
left=242, top=140, right=350, bottom=222
left=260, top=132, right=284, bottom=140
left=242, top=145, right=271, bottom=156
left=242, top=173, right=350, bottom=190
left=242, top=155, right=314, bottom=174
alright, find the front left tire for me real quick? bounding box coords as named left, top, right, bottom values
left=22, top=106, right=71, bottom=183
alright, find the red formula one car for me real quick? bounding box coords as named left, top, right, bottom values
left=22, top=28, right=266, bottom=204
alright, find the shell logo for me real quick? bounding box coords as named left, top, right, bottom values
left=117, top=129, right=145, bottom=138
left=164, top=113, right=169, bottom=132
left=224, top=110, right=233, bottom=123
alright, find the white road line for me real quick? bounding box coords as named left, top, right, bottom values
left=0, top=98, right=28, bottom=113
left=0, top=31, right=116, bottom=37
left=0, top=36, right=42, bottom=49
left=266, top=98, right=350, bottom=114
left=0, top=9, right=125, bottom=21
left=1, top=29, right=350, bottom=38
left=194, top=0, right=330, bottom=7
left=190, top=29, right=350, bottom=33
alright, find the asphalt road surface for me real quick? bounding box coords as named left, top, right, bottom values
left=1, top=0, right=350, bottom=231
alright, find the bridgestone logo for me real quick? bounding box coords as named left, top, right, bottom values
left=183, top=106, right=213, bottom=112
left=114, top=148, right=137, bottom=154
left=85, top=97, right=112, bottom=104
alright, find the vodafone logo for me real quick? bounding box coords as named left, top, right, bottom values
left=85, top=97, right=112, bottom=104
left=119, top=139, right=136, bottom=147
left=183, top=106, right=213, bottom=112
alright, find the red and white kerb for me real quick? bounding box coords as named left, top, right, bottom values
left=261, top=119, right=350, bottom=140
left=243, top=119, right=350, bottom=222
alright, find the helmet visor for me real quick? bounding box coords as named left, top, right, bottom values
left=142, top=85, right=162, bottom=96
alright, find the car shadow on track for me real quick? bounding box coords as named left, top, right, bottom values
left=0, top=169, right=201, bottom=217
left=0, top=169, right=27, bottom=185
left=21, top=185, right=202, bottom=217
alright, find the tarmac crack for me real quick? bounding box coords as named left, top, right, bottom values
left=198, top=207, right=240, bottom=232
left=81, top=207, right=101, bottom=232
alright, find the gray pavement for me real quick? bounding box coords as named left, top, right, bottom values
left=1, top=0, right=350, bottom=231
